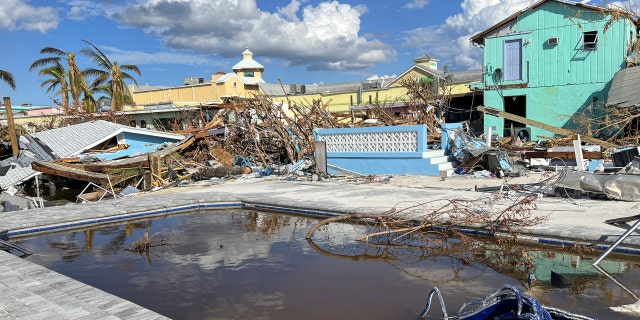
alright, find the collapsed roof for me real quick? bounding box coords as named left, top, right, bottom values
left=0, top=120, right=186, bottom=190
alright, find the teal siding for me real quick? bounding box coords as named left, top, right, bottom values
left=479, top=1, right=635, bottom=138
left=484, top=83, right=609, bottom=139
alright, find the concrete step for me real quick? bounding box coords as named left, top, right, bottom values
left=424, top=150, right=457, bottom=177
left=424, top=149, right=446, bottom=158
left=429, top=155, right=450, bottom=164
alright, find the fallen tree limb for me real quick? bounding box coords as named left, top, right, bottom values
left=305, top=208, right=396, bottom=239
left=355, top=224, right=432, bottom=243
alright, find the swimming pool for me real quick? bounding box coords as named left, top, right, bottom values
left=12, top=208, right=640, bottom=319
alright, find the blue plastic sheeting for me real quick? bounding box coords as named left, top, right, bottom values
left=233, top=155, right=253, bottom=167
left=451, top=131, right=493, bottom=163
left=441, top=123, right=464, bottom=155
left=80, top=132, right=184, bottom=161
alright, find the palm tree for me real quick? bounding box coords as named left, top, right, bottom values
left=0, top=69, right=16, bottom=91
left=80, top=39, right=141, bottom=111
left=29, top=47, right=90, bottom=113
left=88, top=83, right=112, bottom=110
left=37, top=62, right=69, bottom=113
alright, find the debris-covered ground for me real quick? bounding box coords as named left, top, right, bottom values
left=1, top=84, right=640, bottom=212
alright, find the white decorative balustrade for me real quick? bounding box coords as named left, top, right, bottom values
left=314, top=125, right=455, bottom=176
left=322, top=131, right=419, bottom=153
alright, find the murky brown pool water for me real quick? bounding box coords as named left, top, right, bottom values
left=12, top=209, right=640, bottom=319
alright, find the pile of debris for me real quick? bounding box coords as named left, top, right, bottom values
left=2, top=92, right=640, bottom=211
left=446, top=122, right=640, bottom=201
left=0, top=95, right=347, bottom=209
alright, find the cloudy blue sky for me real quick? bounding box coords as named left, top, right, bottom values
left=0, top=0, right=634, bottom=106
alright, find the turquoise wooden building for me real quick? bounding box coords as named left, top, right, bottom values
left=470, top=0, right=637, bottom=141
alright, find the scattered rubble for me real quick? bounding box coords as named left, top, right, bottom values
left=0, top=91, right=639, bottom=212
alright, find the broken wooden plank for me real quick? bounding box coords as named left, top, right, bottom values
left=155, top=135, right=196, bottom=157
left=605, top=214, right=640, bottom=225
left=477, top=106, right=618, bottom=148
left=500, top=136, right=513, bottom=146
left=57, top=157, right=82, bottom=163
left=458, top=155, right=484, bottom=170
left=3, top=98, right=19, bottom=158
left=104, top=167, right=147, bottom=186
left=85, top=143, right=128, bottom=153
left=521, top=151, right=603, bottom=160
left=78, top=158, right=149, bottom=171
left=31, top=161, right=111, bottom=185
left=149, top=154, right=164, bottom=186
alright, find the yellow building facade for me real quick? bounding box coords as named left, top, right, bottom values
left=130, top=49, right=481, bottom=117
left=130, top=48, right=265, bottom=107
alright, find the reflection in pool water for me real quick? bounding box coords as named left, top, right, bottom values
left=13, top=209, right=640, bottom=319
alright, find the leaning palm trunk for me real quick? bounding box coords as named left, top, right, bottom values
left=67, top=54, right=84, bottom=113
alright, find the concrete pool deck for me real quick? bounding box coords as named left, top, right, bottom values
left=1, top=174, right=639, bottom=318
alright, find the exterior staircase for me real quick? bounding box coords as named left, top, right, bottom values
left=425, top=149, right=457, bottom=177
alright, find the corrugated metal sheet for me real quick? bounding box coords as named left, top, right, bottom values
left=27, top=120, right=130, bottom=158
left=0, top=165, right=40, bottom=191
left=607, top=67, right=640, bottom=108
left=28, top=120, right=184, bottom=158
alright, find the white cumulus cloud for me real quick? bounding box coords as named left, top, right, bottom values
left=0, top=0, right=58, bottom=33
left=114, top=0, right=396, bottom=72
left=402, top=0, right=531, bottom=71
left=367, top=74, right=397, bottom=80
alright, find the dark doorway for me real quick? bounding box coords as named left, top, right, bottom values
left=503, top=95, right=526, bottom=128
left=503, top=95, right=530, bottom=141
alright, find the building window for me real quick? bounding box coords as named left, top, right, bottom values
left=583, top=31, right=598, bottom=50
left=233, top=82, right=237, bottom=88
left=245, top=71, right=254, bottom=77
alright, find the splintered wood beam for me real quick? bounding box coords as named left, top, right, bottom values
left=31, top=161, right=111, bottom=185
left=154, top=135, right=196, bottom=157
left=477, top=105, right=618, bottom=148
left=521, top=151, right=603, bottom=160
left=78, top=159, right=150, bottom=171
left=3, top=97, right=19, bottom=158
left=148, top=154, right=164, bottom=186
